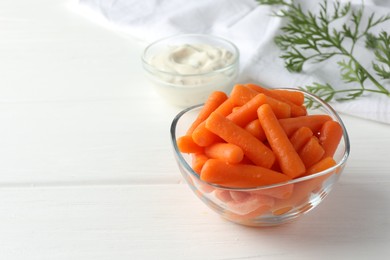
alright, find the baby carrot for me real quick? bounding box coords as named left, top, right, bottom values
left=229, top=84, right=292, bottom=118
left=227, top=94, right=264, bottom=127
left=279, top=114, right=332, bottom=137
left=271, top=89, right=305, bottom=106
left=214, top=189, right=233, bottom=203
left=272, top=206, right=295, bottom=216
left=227, top=94, right=267, bottom=127
left=227, top=193, right=274, bottom=216
left=232, top=106, right=241, bottom=113
left=225, top=194, right=274, bottom=221
left=245, top=83, right=273, bottom=95
left=229, top=191, right=251, bottom=202
left=276, top=157, right=337, bottom=211
left=201, top=159, right=291, bottom=188
left=177, top=135, right=204, bottom=154
left=251, top=183, right=294, bottom=199
left=228, top=93, right=291, bottom=128
left=306, top=156, right=337, bottom=175
left=191, top=153, right=209, bottom=174
left=299, top=136, right=325, bottom=168
left=244, top=119, right=267, bottom=142
left=205, top=112, right=275, bottom=168
left=263, top=95, right=291, bottom=119
left=246, top=83, right=307, bottom=117
left=271, top=181, right=316, bottom=215
left=229, top=84, right=259, bottom=106
left=191, top=99, right=235, bottom=147
left=204, top=142, right=244, bottom=164
left=271, top=158, right=336, bottom=215
left=186, top=91, right=228, bottom=135
left=214, top=98, right=235, bottom=116
left=271, top=158, right=282, bottom=172
left=319, top=120, right=343, bottom=158
left=289, top=126, right=314, bottom=151
left=192, top=121, right=223, bottom=147
left=258, top=104, right=306, bottom=179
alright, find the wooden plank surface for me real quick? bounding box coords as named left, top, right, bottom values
left=0, top=183, right=389, bottom=260
left=0, top=0, right=389, bottom=259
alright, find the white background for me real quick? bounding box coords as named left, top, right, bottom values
left=0, top=0, right=389, bottom=259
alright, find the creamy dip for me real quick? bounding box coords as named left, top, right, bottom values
left=145, top=42, right=238, bottom=107
left=149, top=44, right=236, bottom=84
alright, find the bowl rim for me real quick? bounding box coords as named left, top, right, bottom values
left=170, top=87, right=351, bottom=191
left=141, top=33, right=240, bottom=78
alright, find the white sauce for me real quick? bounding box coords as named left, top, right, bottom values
left=149, top=44, right=236, bottom=85
left=150, top=44, right=235, bottom=76
left=146, top=43, right=238, bottom=107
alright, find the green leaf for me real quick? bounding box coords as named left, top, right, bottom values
left=337, top=89, right=363, bottom=101
left=257, top=0, right=390, bottom=101
left=369, top=31, right=390, bottom=79
left=338, top=59, right=367, bottom=84
left=365, top=33, right=378, bottom=49
left=301, top=82, right=336, bottom=108
left=256, top=0, right=286, bottom=5
left=281, top=47, right=307, bottom=72
left=373, top=63, right=390, bottom=79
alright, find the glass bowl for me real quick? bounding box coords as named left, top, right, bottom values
left=142, top=34, right=239, bottom=107
left=170, top=89, right=350, bottom=226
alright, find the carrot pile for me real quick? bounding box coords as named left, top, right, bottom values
left=176, top=84, right=344, bottom=219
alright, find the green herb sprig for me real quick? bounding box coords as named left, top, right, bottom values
left=257, top=0, right=390, bottom=106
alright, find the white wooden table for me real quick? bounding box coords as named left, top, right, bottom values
left=1, top=1, right=389, bottom=259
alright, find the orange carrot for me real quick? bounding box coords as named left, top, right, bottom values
left=214, top=189, right=233, bottom=203
left=192, top=121, right=223, bottom=147
left=271, top=89, right=305, bottom=106
left=270, top=158, right=282, bottom=172
left=226, top=93, right=265, bottom=127
left=186, top=91, right=228, bottom=135
left=263, top=95, right=291, bottom=119
left=225, top=194, right=274, bottom=221
left=306, top=156, right=337, bottom=176
left=272, top=206, right=295, bottom=216
left=227, top=94, right=265, bottom=127
left=229, top=84, right=259, bottom=106
left=204, top=142, right=244, bottom=164
left=271, top=184, right=312, bottom=216
left=289, top=126, right=314, bottom=151
left=258, top=104, right=306, bottom=178
left=270, top=157, right=335, bottom=215
left=191, top=99, right=235, bottom=147
left=319, top=120, right=343, bottom=158
left=299, top=136, right=325, bottom=168
left=279, top=114, right=332, bottom=137
left=214, top=98, right=235, bottom=116
left=232, top=106, right=241, bottom=113
left=191, top=153, right=209, bottom=174
left=246, top=83, right=307, bottom=117
left=245, top=83, right=274, bottom=96
left=244, top=119, right=267, bottom=142
left=227, top=193, right=274, bottom=215
left=200, top=159, right=291, bottom=188
left=177, top=135, right=204, bottom=154
left=240, top=156, right=255, bottom=165
left=251, top=183, right=294, bottom=199
left=205, top=112, right=275, bottom=168
left=229, top=191, right=251, bottom=202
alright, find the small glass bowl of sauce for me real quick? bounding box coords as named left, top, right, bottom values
left=142, top=34, right=239, bottom=107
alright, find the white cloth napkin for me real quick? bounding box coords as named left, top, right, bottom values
left=76, top=0, right=390, bottom=124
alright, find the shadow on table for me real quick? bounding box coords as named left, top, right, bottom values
left=238, top=181, right=389, bottom=252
